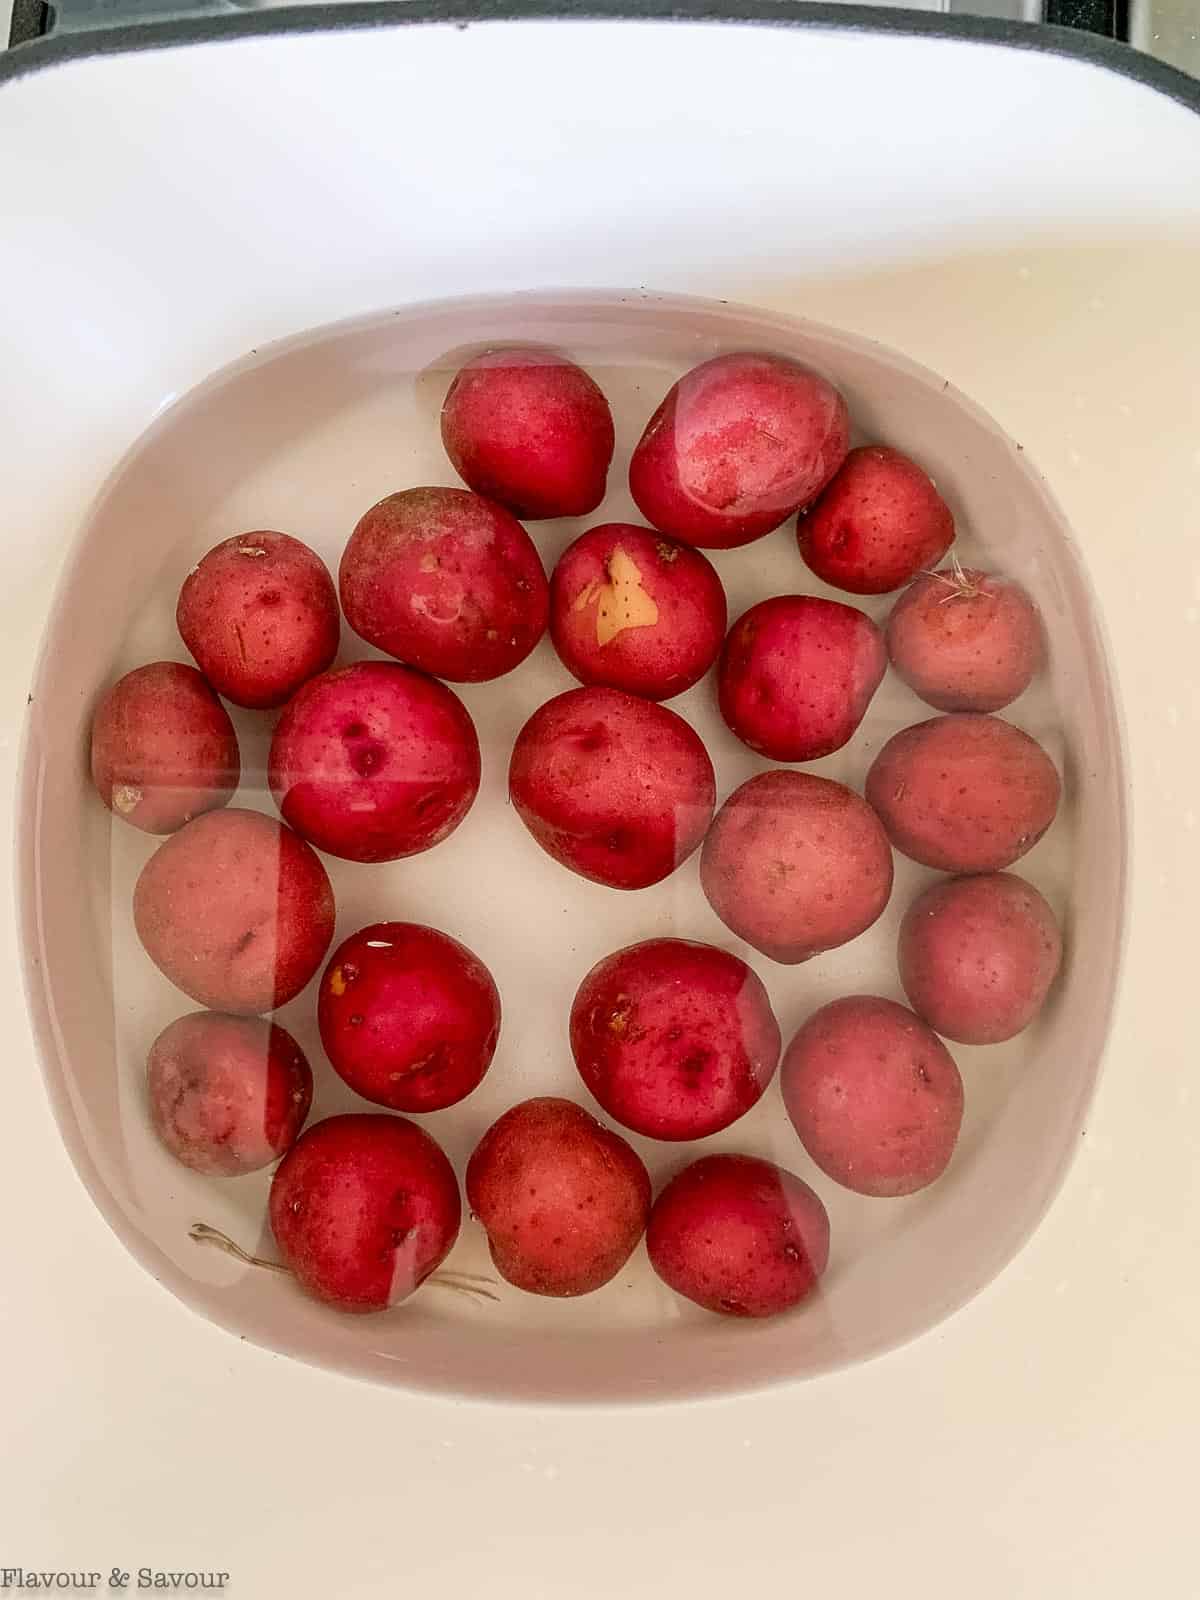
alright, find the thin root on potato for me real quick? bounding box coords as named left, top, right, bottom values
left=187, top=1222, right=498, bottom=1304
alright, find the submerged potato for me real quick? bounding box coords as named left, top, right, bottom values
left=647, top=1153, right=831, bottom=1318
left=886, top=565, right=1044, bottom=712
left=570, top=937, right=781, bottom=1140
left=176, top=530, right=339, bottom=709
left=865, top=713, right=1061, bottom=873
left=147, top=1011, right=312, bottom=1176
left=700, top=770, right=893, bottom=963
left=268, top=661, right=481, bottom=863
left=90, top=661, right=240, bottom=834
left=718, top=594, right=886, bottom=762
left=318, top=921, right=501, bottom=1113
left=798, top=445, right=955, bottom=594
left=466, top=1097, right=651, bottom=1297
left=269, top=1114, right=461, bottom=1313
left=508, top=686, right=716, bottom=889
left=898, top=871, right=1063, bottom=1043
left=550, top=522, right=727, bottom=701
left=781, top=996, right=964, bottom=1197
left=629, top=352, right=850, bottom=549
left=339, top=487, right=549, bottom=683
left=441, top=347, right=614, bottom=519
left=133, top=807, right=335, bottom=1014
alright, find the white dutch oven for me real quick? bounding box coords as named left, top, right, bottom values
left=1, top=3, right=1198, bottom=1406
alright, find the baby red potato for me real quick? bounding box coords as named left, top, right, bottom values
left=318, top=922, right=500, bottom=1113
left=441, top=347, right=614, bottom=519
left=508, top=686, right=715, bottom=889
left=629, top=352, right=850, bottom=549
left=339, top=487, right=549, bottom=683
left=570, top=937, right=781, bottom=1140
left=718, top=594, right=886, bottom=762
left=886, top=565, right=1044, bottom=712
left=176, top=530, right=339, bottom=709
left=133, top=807, right=335, bottom=1014
left=268, top=661, right=480, bottom=863
left=700, top=770, right=893, bottom=963
left=865, top=713, right=1061, bottom=873
left=647, top=1153, right=830, bottom=1318
left=550, top=522, right=727, bottom=701
left=898, top=871, right=1063, bottom=1044
left=147, top=1011, right=312, bottom=1176
left=466, top=1097, right=651, bottom=1297
left=269, top=1114, right=461, bottom=1313
left=782, top=996, right=964, bottom=1197
left=90, top=661, right=239, bottom=834
left=798, top=445, right=954, bottom=594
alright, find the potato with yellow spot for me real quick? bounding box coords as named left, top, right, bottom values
left=549, top=523, right=726, bottom=701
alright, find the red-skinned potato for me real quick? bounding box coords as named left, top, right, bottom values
left=508, top=686, right=716, bottom=889
left=886, top=565, right=1044, bottom=712
left=647, top=1153, right=830, bottom=1318
left=176, top=530, right=339, bottom=709
left=466, top=1097, right=651, bottom=1297
left=134, top=807, right=335, bottom=1014
left=782, top=996, right=964, bottom=1197
left=629, top=352, right=850, bottom=549
left=269, top=1114, right=461, bottom=1313
left=90, top=661, right=240, bottom=835
left=550, top=522, right=727, bottom=701
left=569, top=938, right=780, bottom=1141
left=865, top=713, right=1061, bottom=873
left=338, top=487, right=549, bottom=683
left=146, top=1011, right=312, bottom=1176
left=899, top=871, right=1062, bottom=1044
left=718, top=595, right=886, bottom=761
left=268, top=661, right=480, bottom=863
left=700, top=771, right=893, bottom=963
left=441, top=347, right=614, bottom=519
left=798, top=445, right=954, bottom=594
left=318, top=922, right=500, bottom=1113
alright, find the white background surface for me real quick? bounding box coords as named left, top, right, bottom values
left=2, top=17, right=1199, bottom=1597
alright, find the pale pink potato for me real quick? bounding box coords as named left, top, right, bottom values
left=338, top=487, right=549, bottom=683
left=176, top=530, right=339, bottom=709
left=798, top=445, right=955, bottom=594
left=549, top=522, right=727, bottom=701
left=647, top=1153, right=830, bottom=1318
left=718, top=594, right=886, bottom=762
left=133, top=807, right=336, bottom=1014
left=269, top=1114, right=461, bottom=1313
left=146, top=1011, right=312, bottom=1176
left=898, top=871, right=1063, bottom=1043
left=268, top=661, right=480, bottom=863
left=466, top=1097, right=651, bottom=1297
left=90, top=661, right=240, bottom=834
left=508, top=686, right=716, bottom=889
left=781, top=996, right=964, bottom=1197
left=629, top=352, right=850, bottom=549
left=865, top=713, right=1061, bottom=873
left=441, top=347, right=615, bottom=519
left=700, top=770, right=894, bottom=963
left=886, top=566, right=1044, bottom=712
left=569, top=938, right=781, bottom=1140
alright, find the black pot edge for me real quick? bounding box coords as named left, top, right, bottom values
left=2, top=0, right=1198, bottom=116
